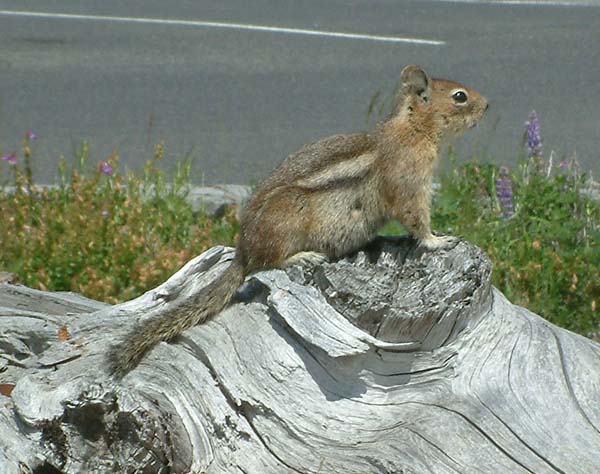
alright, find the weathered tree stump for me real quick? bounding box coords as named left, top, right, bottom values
left=1, top=237, right=599, bottom=473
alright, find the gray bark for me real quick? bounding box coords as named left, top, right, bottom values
left=1, top=237, right=599, bottom=474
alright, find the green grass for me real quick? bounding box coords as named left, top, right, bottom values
left=1, top=137, right=598, bottom=337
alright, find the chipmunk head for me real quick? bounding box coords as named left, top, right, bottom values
left=399, top=64, right=488, bottom=140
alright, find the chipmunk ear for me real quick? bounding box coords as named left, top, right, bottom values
left=401, top=65, right=431, bottom=103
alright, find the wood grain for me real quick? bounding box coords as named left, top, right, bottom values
left=1, top=238, right=598, bottom=473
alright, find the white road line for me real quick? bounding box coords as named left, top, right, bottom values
left=433, top=0, right=598, bottom=6
left=0, top=10, right=445, bottom=46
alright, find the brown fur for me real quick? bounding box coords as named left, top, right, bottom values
left=110, top=65, right=488, bottom=376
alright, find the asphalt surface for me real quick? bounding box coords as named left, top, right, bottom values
left=0, top=0, right=599, bottom=185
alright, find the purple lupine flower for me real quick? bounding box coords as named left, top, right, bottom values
left=1, top=153, right=18, bottom=165
left=102, top=210, right=110, bottom=220
left=559, top=159, right=569, bottom=172
left=496, top=166, right=514, bottom=218
left=24, top=130, right=38, bottom=141
left=524, top=110, right=542, bottom=158
left=99, top=161, right=114, bottom=176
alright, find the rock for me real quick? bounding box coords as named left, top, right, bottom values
left=1, top=184, right=252, bottom=218
left=0, top=272, right=17, bottom=284
left=184, top=184, right=251, bottom=217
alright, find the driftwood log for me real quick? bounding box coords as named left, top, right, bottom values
left=1, top=237, right=599, bottom=473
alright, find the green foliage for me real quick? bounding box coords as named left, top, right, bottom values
left=432, top=156, right=599, bottom=336
left=0, top=141, right=239, bottom=304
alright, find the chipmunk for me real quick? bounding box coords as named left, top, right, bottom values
left=110, top=65, right=488, bottom=376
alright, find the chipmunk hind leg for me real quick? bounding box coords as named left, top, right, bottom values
left=241, top=187, right=314, bottom=270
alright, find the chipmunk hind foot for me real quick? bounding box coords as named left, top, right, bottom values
left=283, top=251, right=329, bottom=268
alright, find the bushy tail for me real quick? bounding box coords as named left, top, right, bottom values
left=110, top=257, right=245, bottom=377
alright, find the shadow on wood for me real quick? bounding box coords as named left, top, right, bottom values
left=1, top=237, right=599, bottom=473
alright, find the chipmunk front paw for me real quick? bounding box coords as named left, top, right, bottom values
left=419, top=235, right=458, bottom=251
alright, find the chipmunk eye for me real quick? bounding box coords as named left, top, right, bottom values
left=452, top=90, right=468, bottom=104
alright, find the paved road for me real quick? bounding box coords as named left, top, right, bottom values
left=0, top=0, right=599, bottom=185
